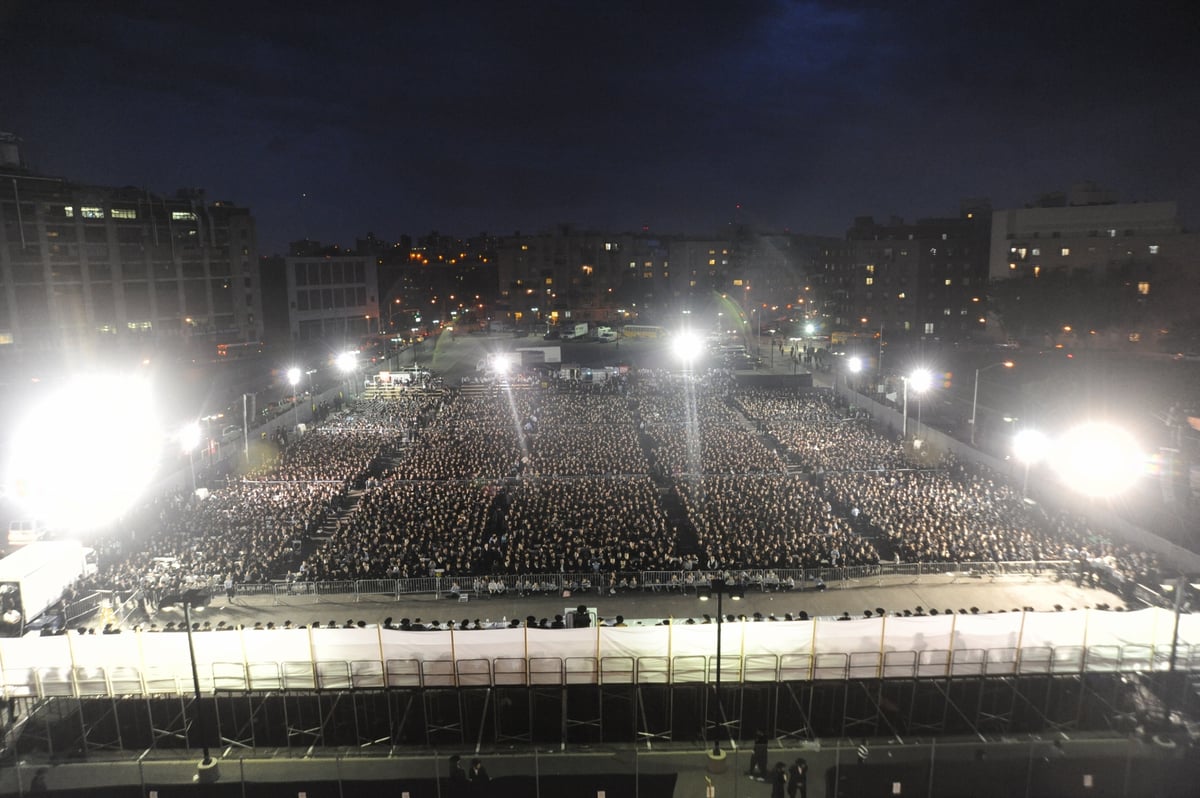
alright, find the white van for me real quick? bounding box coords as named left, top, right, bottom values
left=7, top=520, right=48, bottom=547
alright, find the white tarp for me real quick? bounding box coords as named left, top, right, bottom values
left=1, top=609, right=1195, bottom=698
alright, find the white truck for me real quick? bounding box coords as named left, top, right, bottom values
left=0, top=540, right=97, bottom=636
left=562, top=322, right=589, bottom=340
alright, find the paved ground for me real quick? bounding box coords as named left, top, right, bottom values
left=147, top=572, right=1121, bottom=631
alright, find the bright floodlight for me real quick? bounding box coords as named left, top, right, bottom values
left=672, top=330, right=704, bottom=363
left=847, top=356, right=863, bottom=373
left=1048, top=422, right=1143, bottom=497
left=492, top=354, right=512, bottom=375
left=180, top=422, right=202, bottom=454
left=1012, top=429, right=1048, bottom=465
left=287, top=367, right=301, bottom=386
left=336, top=352, right=356, bottom=373
left=909, top=368, right=932, bottom=392
left=5, top=374, right=162, bottom=531
left=804, top=323, right=815, bottom=334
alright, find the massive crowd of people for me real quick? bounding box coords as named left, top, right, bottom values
left=78, top=369, right=1162, bottom=602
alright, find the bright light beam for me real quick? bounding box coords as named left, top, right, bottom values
left=5, top=374, right=163, bottom=531
left=1049, top=422, right=1143, bottom=497
left=672, top=330, right=704, bottom=364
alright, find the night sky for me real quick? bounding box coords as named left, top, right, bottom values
left=2, top=1, right=1198, bottom=253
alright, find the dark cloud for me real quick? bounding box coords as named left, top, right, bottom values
left=2, top=0, right=1197, bottom=251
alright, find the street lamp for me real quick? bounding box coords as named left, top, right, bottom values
left=1012, top=428, right=1048, bottom=498
left=846, top=356, right=863, bottom=393
left=902, top=368, right=932, bottom=438
left=180, top=422, right=201, bottom=493
left=287, top=367, right=301, bottom=431
left=698, top=577, right=744, bottom=759
left=159, top=588, right=218, bottom=782
left=672, top=330, right=704, bottom=370
left=971, top=361, right=1014, bottom=446
left=336, top=351, right=357, bottom=398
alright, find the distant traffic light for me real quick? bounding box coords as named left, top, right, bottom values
left=942, top=371, right=953, bottom=388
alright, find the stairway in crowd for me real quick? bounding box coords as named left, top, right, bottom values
left=295, top=487, right=366, bottom=566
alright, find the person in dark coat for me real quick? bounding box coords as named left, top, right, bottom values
left=448, top=754, right=468, bottom=797
left=787, top=758, right=807, bottom=798
left=469, top=757, right=490, bottom=795
left=771, top=761, right=788, bottom=798
left=748, top=729, right=769, bottom=780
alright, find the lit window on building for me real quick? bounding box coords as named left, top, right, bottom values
left=943, top=308, right=952, bottom=316
left=111, top=208, right=137, bottom=220
left=865, top=277, right=874, bottom=285
left=944, top=279, right=952, bottom=286
left=1031, top=248, right=1040, bottom=256
left=708, top=258, right=716, bottom=265
left=866, top=264, right=875, bottom=274
left=924, top=323, right=934, bottom=334
left=1149, top=245, right=1159, bottom=254
left=1107, top=229, right=1117, bottom=238
left=643, top=271, right=653, bottom=279
left=63, top=206, right=74, bottom=218
left=171, top=211, right=196, bottom=221
left=1137, top=282, right=1150, bottom=295
left=1060, top=247, right=1070, bottom=256
left=81, top=206, right=104, bottom=219
left=897, top=292, right=906, bottom=299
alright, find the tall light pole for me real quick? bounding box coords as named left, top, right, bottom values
left=1012, top=428, right=1048, bottom=499
left=699, top=577, right=743, bottom=760
left=161, top=589, right=217, bottom=781
left=336, top=351, right=357, bottom=398
left=180, top=422, right=201, bottom=493
left=287, top=367, right=301, bottom=432
left=971, top=361, right=1014, bottom=446
left=901, top=369, right=932, bottom=438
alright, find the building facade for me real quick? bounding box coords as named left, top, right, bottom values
left=283, top=253, right=379, bottom=344
left=818, top=205, right=992, bottom=342
left=0, top=168, right=261, bottom=359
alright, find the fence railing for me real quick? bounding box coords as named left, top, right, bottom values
left=202, top=560, right=1084, bottom=606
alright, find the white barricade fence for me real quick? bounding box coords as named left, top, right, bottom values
left=2, top=608, right=1197, bottom=698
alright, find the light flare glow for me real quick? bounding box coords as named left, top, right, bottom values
left=5, top=375, right=163, bottom=531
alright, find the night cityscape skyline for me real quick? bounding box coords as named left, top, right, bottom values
left=3, top=1, right=1199, bottom=254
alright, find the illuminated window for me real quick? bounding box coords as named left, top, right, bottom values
left=944, top=279, right=952, bottom=286
left=929, top=248, right=937, bottom=256
left=1033, top=265, right=1041, bottom=277
left=63, top=206, right=74, bottom=218
left=732, top=279, right=744, bottom=286
left=81, top=206, right=104, bottom=219
left=1149, top=245, right=1159, bottom=254
left=924, top=323, right=934, bottom=334
left=1060, top=247, right=1070, bottom=256
left=111, top=208, right=137, bottom=220
left=708, top=258, right=716, bottom=265
left=1107, top=228, right=1117, bottom=238
left=866, top=264, right=875, bottom=274
left=604, top=242, right=613, bottom=251
left=897, top=292, right=906, bottom=299
left=1009, top=263, right=1017, bottom=270
left=941, top=233, right=948, bottom=240
left=689, top=280, right=697, bottom=287
left=544, top=277, right=552, bottom=285
left=865, top=277, right=874, bottom=286
left=943, top=308, right=952, bottom=316
left=1137, top=282, right=1150, bottom=295
left=643, top=271, right=653, bottom=279
left=171, top=211, right=196, bottom=221
left=1031, top=248, right=1040, bottom=256
left=520, top=244, right=529, bottom=251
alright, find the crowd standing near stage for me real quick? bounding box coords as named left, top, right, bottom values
left=73, top=369, right=1161, bottom=608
